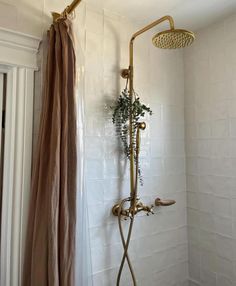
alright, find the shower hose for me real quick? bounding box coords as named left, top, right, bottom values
left=116, top=126, right=141, bottom=286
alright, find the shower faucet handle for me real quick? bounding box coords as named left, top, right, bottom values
left=146, top=204, right=154, bottom=216
left=155, top=198, right=176, bottom=207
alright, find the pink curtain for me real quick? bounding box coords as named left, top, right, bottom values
left=23, top=19, right=77, bottom=286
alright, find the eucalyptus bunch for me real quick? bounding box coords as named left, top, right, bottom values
left=111, top=86, right=152, bottom=185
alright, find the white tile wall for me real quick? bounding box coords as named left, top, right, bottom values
left=184, top=13, right=236, bottom=286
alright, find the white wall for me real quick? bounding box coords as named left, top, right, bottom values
left=0, top=1, right=188, bottom=285
left=184, top=13, right=236, bottom=286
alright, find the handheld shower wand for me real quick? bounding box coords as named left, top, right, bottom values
left=112, top=15, right=194, bottom=285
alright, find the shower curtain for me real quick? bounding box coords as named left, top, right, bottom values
left=23, top=19, right=77, bottom=286
left=73, top=23, right=93, bottom=286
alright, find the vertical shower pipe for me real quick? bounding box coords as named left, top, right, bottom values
left=128, top=16, right=175, bottom=212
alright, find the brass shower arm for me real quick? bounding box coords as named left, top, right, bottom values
left=129, top=16, right=174, bottom=67
left=52, top=0, right=82, bottom=23
left=130, top=15, right=175, bottom=43
left=121, top=15, right=175, bottom=78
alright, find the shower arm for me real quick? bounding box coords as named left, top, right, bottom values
left=124, top=16, right=175, bottom=210
left=121, top=15, right=175, bottom=78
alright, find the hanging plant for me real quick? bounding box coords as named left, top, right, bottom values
left=111, top=84, right=152, bottom=185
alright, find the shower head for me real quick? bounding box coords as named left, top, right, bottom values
left=152, top=28, right=195, bottom=49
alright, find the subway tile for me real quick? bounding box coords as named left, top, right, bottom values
left=164, top=157, right=185, bottom=175
left=197, top=158, right=212, bottom=176
left=211, top=100, right=228, bottom=120
left=216, top=275, right=234, bottom=286
left=92, top=272, right=104, bottom=286
left=188, top=209, right=200, bottom=227
left=200, top=268, right=216, bottom=286
left=85, top=137, right=104, bottom=159
left=200, top=249, right=217, bottom=273
left=86, top=179, right=104, bottom=205
left=189, top=262, right=200, bottom=282
left=150, top=138, right=163, bottom=157
left=215, top=256, right=235, bottom=281
left=213, top=196, right=232, bottom=218
left=229, top=118, right=236, bottom=137
left=187, top=192, right=199, bottom=210
left=199, top=211, right=215, bottom=232
left=88, top=203, right=106, bottom=227
left=189, top=280, right=201, bottom=286
left=211, top=119, right=229, bottom=138
left=214, top=215, right=233, bottom=237
left=186, top=175, right=199, bottom=192
left=199, top=231, right=216, bottom=253
left=85, top=159, right=104, bottom=179
left=103, top=177, right=128, bottom=201
left=210, top=139, right=230, bottom=158
left=86, top=9, right=103, bottom=34
left=198, top=193, right=214, bottom=213
left=210, top=176, right=231, bottom=198
left=215, top=234, right=234, bottom=261
left=198, top=121, right=211, bottom=139
left=232, top=222, right=236, bottom=239
left=231, top=199, right=236, bottom=219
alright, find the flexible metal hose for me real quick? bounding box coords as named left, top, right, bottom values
left=116, top=199, right=137, bottom=286
left=116, top=126, right=141, bottom=286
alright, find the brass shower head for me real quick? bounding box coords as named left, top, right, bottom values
left=152, top=28, right=195, bottom=49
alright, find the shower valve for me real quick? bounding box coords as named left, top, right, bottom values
left=112, top=200, right=155, bottom=218
left=112, top=198, right=176, bottom=218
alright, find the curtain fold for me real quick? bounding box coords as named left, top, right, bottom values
left=23, top=19, right=77, bottom=286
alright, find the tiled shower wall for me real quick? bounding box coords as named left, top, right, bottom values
left=184, top=14, right=236, bottom=286
left=82, top=6, right=188, bottom=286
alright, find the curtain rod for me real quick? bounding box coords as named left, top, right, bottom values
left=52, top=0, right=82, bottom=22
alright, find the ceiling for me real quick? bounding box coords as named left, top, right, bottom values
left=86, top=0, right=236, bottom=31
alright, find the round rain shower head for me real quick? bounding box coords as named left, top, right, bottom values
left=152, top=29, right=195, bottom=49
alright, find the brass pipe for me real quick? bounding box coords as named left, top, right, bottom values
left=66, top=0, right=82, bottom=14
left=52, top=0, right=82, bottom=22
left=130, top=15, right=174, bottom=41
left=128, top=16, right=175, bottom=210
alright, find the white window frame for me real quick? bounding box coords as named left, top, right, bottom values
left=0, top=27, right=40, bottom=286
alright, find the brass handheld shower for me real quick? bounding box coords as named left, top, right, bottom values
left=112, top=15, right=195, bottom=286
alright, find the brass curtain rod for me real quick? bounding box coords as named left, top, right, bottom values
left=52, top=0, right=82, bottom=22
